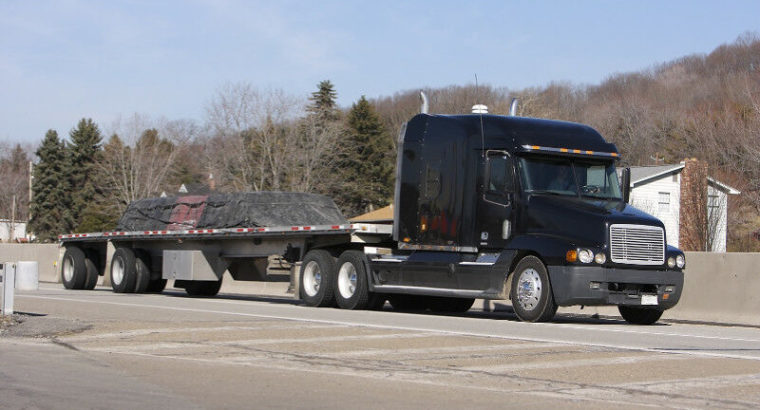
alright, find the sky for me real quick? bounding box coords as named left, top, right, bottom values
left=1, top=0, right=759, bottom=145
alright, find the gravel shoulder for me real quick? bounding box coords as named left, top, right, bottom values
left=0, top=312, right=91, bottom=338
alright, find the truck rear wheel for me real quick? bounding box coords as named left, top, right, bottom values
left=111, top=247, right=137, bottom=293
left=618, top=306, right=663, bottom=325
left=335, top=250, right=384, bottom=310
left=185, top=279, right=222, bottom=297
left=510, top=256, right=557, bottom=322
left=62, top=247, right=88, bottom=290
left=299, top=249, right=336, bottom=307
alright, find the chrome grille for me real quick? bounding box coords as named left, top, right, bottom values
left=609, top=224, right=665, bottom=265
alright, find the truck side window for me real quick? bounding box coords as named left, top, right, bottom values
left=485, top=151, right=513, bottom=205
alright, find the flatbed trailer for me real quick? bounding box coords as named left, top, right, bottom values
left=58, top=222, right=391, bottom=296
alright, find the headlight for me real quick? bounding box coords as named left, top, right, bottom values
left=667, top=257, right=676, bottom=268
left=578, top=249, right=594, bottom=264
left=676, top=254, right=685, bottom=269
left=594, top=252, right=606, bottom=264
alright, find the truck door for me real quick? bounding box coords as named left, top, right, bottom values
left=476, top=150, right=515, bottom=249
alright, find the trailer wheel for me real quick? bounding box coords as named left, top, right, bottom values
left=111, top=247, right=137, bottom=293
left=62, top=247, right=88, bottom=290
left=335, top=250, right=384, bottom=310
left=133, top=250, right=151, bottom=294
left=427, top=297, right=475, bottom=313
left=618, top=306, right=663, bottom=325
left=82, top=253, right=99, bottom=290
left=185, top=279, right=222, bottom=297
left=510, top=256, right=557, bottom=322
left=299, top=249, right=336, bottom=307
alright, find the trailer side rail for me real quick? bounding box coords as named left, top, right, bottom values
left=59, top=224, right=355, bottom=243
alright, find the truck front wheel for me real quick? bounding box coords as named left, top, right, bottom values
left=299, top=250, right=336, bottom=307
left=510, top=256, right=557, bottom=322
left=618, top=306, right=663, bottom=325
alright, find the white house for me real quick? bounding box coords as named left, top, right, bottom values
left=0, top=219, right=27, bottom=242
left=626, top=161, right=740, bottom=252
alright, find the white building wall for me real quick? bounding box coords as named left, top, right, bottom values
left=0, top=220, right=27, bottom=242
left=629, top=175, right=680, bottom=248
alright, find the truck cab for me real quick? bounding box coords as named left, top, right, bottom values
left=363, top=113, right=685, bottom=324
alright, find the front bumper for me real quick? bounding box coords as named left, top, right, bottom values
left=547, top=265, right=684, bottom=309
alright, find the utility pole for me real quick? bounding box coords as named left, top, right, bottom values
left=28, top=160, right=33, bottom=221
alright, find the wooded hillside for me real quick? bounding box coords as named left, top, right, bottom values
left=4, top=34, right=759, bottom=249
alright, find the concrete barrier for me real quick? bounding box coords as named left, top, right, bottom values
left=2, top=244, right=759, bottom=326
left=0, top=244, right=60, bottom=283
left=668, top=252, right=760, bottom=326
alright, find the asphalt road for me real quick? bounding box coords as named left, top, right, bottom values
left=3, top=283, right=760, bottom=409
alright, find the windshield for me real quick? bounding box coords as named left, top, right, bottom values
left=516, top=156, right=622, bottom=200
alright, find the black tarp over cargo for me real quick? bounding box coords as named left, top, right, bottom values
left=115, top=192, right=347, bottom=231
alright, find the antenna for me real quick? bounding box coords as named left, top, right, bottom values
left=475, top=74, right=485, bottom=158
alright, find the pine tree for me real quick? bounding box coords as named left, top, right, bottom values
left=29, top=130, right=72, bottom=241
left=68, top=118, right=103, bottom=231
left=307, top=80, right=339, bottom=124
left=336, top=96, right=394, bottom=216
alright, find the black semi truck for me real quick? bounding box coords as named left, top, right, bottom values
left=59, top=106, right=685, bottom=324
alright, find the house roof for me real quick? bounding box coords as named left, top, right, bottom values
left=350, top=205, right=393, bottom=223
left=630, top=164, right=684, bottom=186
left=707, top=177, right=741, bottom=195
left=628, top=163, right=740, bottom=195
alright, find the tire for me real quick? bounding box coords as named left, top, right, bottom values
left=83, top=253, right=99, bottom=290
left=427, top=296, right=475, bottom=313
left=61, top=247, right=88, bottom=290
left=111, top=247, right=137, bottom=293
left=146, top=278, right=167, bottom=293
left=185, top=279, right=222, bottom=297
left=299, top=249, right=337, bottom=307
left=510, top=256, right=557, bottom=322
left=619, top=306, right=663, bottom=325
left=133, top=250, right=151, bottom=294
left=387, top=295, right=428, bottom=312
left=334, top=250, right=385, bottom=310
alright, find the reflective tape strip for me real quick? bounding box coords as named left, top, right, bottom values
left=521, top=144, right=619, bottom=158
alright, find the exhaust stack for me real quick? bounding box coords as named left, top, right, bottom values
left=420, top=91, right=429, bottom=114
left=509, top=98, right=519, bottom=116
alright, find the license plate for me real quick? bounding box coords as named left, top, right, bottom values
left=641, top=294, right=658, bottom=305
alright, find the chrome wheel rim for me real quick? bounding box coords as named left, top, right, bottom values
left=516, top=268, right=542, bottom=311
left=112, top=257, right=124, bottom=286
left=337, top=262, right=357, bottom=299
left=63, top=256, right=74, bottom=282
left=302, top=261, right=322, bottom=297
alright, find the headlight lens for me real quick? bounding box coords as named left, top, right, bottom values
left=667, top=257, right=676, bottom=268
left=594, top=252, right=606, bottom=264
left=578, top=249, right=594, bottom=264
left=676, top=254, right=685, bottom=268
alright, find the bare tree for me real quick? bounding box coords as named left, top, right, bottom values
left=204, top=83, right=306, bottom=192
left=96, top=114, right=192, bottom=212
